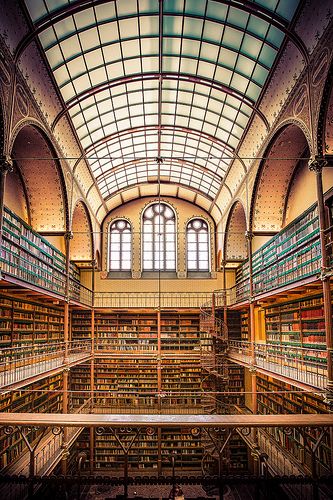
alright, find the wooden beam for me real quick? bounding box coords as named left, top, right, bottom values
left=0, top=413, right=332, bottom=428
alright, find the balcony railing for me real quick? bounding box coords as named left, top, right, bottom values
left=94, top=292, right=212, bottom=309
left=33, top=398, right=92, bottom=476
left=69, top=281, right=93, bottom=307
left=0, top=341, right=92, bottom=388
left=228, top=340, right=327, bottom=389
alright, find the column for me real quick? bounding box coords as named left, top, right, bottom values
left=221, top=260, right=227, bottom=325
left=245, top=231, right=257, bottom=414
left=89, top=260, right=96, bottom=473
left=63, top=231, right=73, bottom=363
left=61, top=231, right=73, bottom=474
left=61, top=368, right=70, bottom=474
left=308, top=157, right=333, bottom=406
left=309, top=157, right=333, bottom=473
left=0, top=156, right=13, bottom=249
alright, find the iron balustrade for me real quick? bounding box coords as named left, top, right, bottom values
left=228, top=340, right=327, bottom=389
left=33, top=398, right=92, bottom=477
left=94, top=292, right=212, bottom=309
left=69, top=282, right=93, bottom=307
left=0, top=341, right=92, bottom=388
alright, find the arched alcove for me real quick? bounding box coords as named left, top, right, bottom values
left=224, top=201, right=247, bottom=261
left=71, top=201, right=94, bottom=263
left=10, top=124, right=68, bottom=232
left=251, top=124, right=310, bottom=232
left=4, top=164, right=29, bottom=223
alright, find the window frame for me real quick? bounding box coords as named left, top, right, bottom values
left=108, top=218, right=132, bottom=273
left=186, top=218, right=211, bottom=274
left=141, top=202, right=177, bottom=273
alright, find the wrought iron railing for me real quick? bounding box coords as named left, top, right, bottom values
left=94, top=292, right=212, bottom=308
left=0, top=341, right=92, bottom=388
left=228, top=340, right=327, bottom=389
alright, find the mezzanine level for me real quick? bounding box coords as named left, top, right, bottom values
left=0, top=341, right=91, bottom=390
left=228, top=340, right=327, bottom=390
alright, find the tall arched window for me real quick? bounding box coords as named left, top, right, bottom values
left=109, top=219, right=132, bottom=271
left=187, top=219, right=210, bottom=272
left=142, top=203, right=176, bottom=271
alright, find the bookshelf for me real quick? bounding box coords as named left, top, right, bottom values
left=161, top=312, right=201, bottom=351
left=71, top=310, right=92, bottom=341
left=225, top=310, right=241, bottom=340
left=227, top=363, right=245, bottom=408
left=1, top=206, right=80, bottom=298
left=0, top=374, right=62, bottom=469
left=256, top=374, right=331, bottom=475
left=72, top=310, right=201, bottom=353
left=240, top=311, right=249, bottom=341
left=160, top=358, right=202, bottom=410
left=264, top=295, right=327, bottom=362
left=95, top=311, right=158, bottom=352
left=161, top=427, right=203, bottom=472
left=235, top=204, right=321, bottom=301
left=0, top=293, right=64, bottom=347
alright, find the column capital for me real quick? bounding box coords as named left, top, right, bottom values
left=0, top=155, right=13, bottom=174
left=245, top=230, right=254, bottom=241
left=64, top=230, right=73, bottom=240
left=308, top=155, right=327, bottom=173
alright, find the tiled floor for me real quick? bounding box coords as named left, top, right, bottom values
left=83, top=483, right=253, bottom=499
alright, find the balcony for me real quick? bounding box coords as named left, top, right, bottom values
left=0, top=341, right=92, bottom=389
left=94, top=292, right=213, bottom=309
left=228, top=340, right=327, bottom=390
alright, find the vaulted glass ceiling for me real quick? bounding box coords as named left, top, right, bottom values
left=25, top=0, right=300, bottom=203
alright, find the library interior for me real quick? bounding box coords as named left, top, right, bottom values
left=0, top=0, right=333, bottom=499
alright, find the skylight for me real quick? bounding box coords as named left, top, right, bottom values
left=25, top=0, right=300, bottom=202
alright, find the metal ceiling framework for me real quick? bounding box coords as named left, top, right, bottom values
left=22, top=0, right=302, bottom=212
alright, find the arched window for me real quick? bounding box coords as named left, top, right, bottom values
left=142, top=203, right=176, bottom=271
left=187, top=219, right=210, bottom=272
left=109, top=219, right=132, bottom=271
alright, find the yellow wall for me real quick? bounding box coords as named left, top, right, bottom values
left=101, top=197, right=217, bottom=275
left=85, top=270, right=224, bottom=294
left=285, top=163, right=333, bottom=225
left=252, top=235, right=272, bottom=253
left=46, top=235, right=66, bottom=254
left=5, top=169, right=29, bottom=222
left=244, top=368, right=253, bottom=410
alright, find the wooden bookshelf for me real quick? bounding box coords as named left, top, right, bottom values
left=264, top=294, right=327, bottom=363
left=0, top=374, right=62, bottom=469
left=0, top=293, right=64, bottom=347
left=71, top=310, right=92, bottom=341
left=227, top=363, right=245, bottom=407
left=240, top=311, right=249, bottom=341
left=95, top=311, right=158, bottom=352
left=235, top=204, right=321, bottom=301
left=225, top=310, right=241, bottom=340
left=1, top=206, right=80, bottom=298
left=256, top=375, right=331, bottom=475
left=161, top=312, right=201, bottom=351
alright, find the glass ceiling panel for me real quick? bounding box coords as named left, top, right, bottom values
left=25, top=0, right=300, bottom=202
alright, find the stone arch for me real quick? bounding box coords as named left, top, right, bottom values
left=71, top=200, right=94, bottom=263
left=224, top=201, right=247, bottom=261
left=250, top=122, right=310, bottom=232
left=317, top=58, right=333, bottom=156
left=10, top=122, right=68, bottom=232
